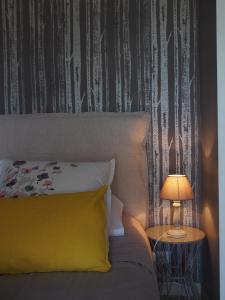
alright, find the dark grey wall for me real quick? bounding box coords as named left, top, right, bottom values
left=199, top=0, right=219, bottom=299
left=0, top=0, right=200, bottom=229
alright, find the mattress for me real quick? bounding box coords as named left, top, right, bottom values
left=0, top=214, right=159, bottom=300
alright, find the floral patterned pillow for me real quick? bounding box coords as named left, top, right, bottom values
left=0, top=159, right=115, bottom=199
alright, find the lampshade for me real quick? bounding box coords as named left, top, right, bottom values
left=160, top=174, right=194, bottom=201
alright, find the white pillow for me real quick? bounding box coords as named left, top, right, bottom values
left=110, top=194, right=124, bottom=236
left=0, top=159, right=115, bottom=233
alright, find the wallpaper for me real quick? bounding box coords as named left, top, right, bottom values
left=0, top=0, right=199, bottom=228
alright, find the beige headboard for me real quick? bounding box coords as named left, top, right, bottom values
left=0, top=113, right=150, bottom=228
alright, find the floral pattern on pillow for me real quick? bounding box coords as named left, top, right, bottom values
left=0, top=160, right=78, bottom=198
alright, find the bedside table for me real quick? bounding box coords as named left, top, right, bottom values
left=146, top=225, right=205, bottom=300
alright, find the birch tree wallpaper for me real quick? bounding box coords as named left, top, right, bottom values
left=0, top=0, right=199, bottom=228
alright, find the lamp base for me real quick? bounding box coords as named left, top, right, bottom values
left=167, top=228, right=186, bottom=238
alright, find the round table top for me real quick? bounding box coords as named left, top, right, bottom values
left=146, top=225, right=205, bottom=244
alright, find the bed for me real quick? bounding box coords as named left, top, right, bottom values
left=0, top=113, right=160, bottom=300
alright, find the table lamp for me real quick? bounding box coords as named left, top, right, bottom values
left=160, top=174, right=194, bottom=238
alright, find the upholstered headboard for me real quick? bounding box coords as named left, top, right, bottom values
left=0, top=113, right=150, bottom=228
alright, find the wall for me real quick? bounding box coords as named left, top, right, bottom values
left=217, top=0, right=225, bottom=298
left=199, top=0, right=219, bottom=299
left=0, top=0, right=199, bottom=227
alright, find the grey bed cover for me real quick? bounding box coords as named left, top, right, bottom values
left=0, top=214, right=160, bottom=300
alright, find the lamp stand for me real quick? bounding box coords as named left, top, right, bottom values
left=167, top=201, right=186, bottom=238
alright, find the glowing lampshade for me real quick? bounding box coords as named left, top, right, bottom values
left=160, top=174, right=194, bottom=202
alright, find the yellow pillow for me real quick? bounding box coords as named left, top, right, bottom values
left=0, top=186, right=111, bottom=274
